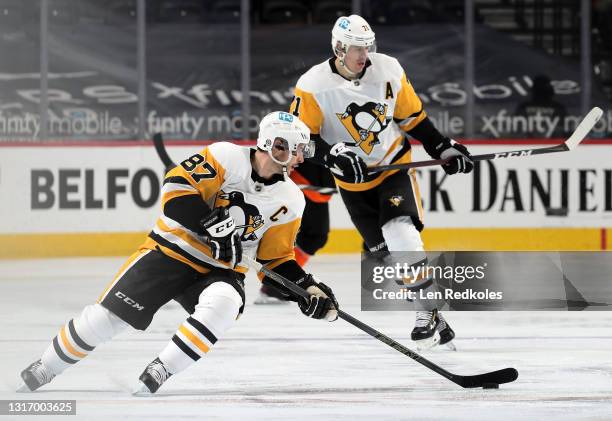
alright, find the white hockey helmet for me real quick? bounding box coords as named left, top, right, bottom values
left=331, top=15, right=376, bottom=60
left=257, top=111, right=314, bottom=167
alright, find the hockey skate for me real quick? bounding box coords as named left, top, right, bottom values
left=411, top=309, right=456, bottom=351
left=411, top=310, right=441, bottom=349
left=437, top=312, right=456, bottom=351
left=253, top=284, right=290, bottom=305
left=133, top=357, right=172, bottom=395
left=17, top=359, right=56, bottom=392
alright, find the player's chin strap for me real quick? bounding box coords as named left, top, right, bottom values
left=336, top=54, right=359, bottom=78
left=267, top=149, right=291, bottom=181
left=339, top=58, right=358, bottom=78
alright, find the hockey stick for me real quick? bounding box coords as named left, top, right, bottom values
left=152, top=132, right=339, bottom=194
left=370, top=106, right=603, bottom=173
left=245, top=255, right=518, bottom=389
left=152, top=131, right=518, bottom=388
left=152, top=133, right=176, bottom=172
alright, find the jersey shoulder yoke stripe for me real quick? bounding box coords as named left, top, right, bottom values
left=207, top=142, right=251, bottom=185
left=296, top=59, right=340, bottom=94
left=366, top=52, right=404, bottom=82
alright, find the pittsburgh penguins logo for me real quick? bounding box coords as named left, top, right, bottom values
left=215, top=190, right=264, bottom=241
left=336, top=101, right=390, bottom=155
left=389, top=195, right=404, bottom=207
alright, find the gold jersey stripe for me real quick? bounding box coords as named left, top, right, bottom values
left=256, top=219, right=301, bottom=262
left=154, top=217, right=216, bottom=261
left=409, top=168, right=424, bottom=222
left=140, top=237, right=248, bottom=275
left=140, top=237, right=211, bottom=274
left=394, top=73, right=428, bottom=131
left=375, top=134, right=404, bottom=165
left=292, top=88, right=324, bottom=134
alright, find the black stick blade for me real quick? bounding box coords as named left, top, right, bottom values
left=456, top=368, right=518, bottom=388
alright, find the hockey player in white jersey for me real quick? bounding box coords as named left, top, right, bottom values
left=290, top=15, right=474, bottom=349
left=18, top=111, right=339, bottom=394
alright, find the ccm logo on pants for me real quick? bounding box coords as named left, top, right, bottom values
left=115, top=291, right=145, bottom=311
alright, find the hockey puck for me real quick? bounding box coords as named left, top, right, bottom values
left=482, top=383, right=499, bottom=389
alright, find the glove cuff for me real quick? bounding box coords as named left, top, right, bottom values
left=431, top=138, right=453, bottom=160
left=439, top=140, right=471, bottom=160
left=328, top=142, right=350, bottom=157
left=200, top=207, right=235, bottom=238
left=295, top=273, right=317, bottom=290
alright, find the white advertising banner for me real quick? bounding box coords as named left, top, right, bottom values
left=404, top=142, right=612, bottom=229
left=0, top=142, right=611, bottom=234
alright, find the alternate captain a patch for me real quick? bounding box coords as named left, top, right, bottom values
left=336, top=101, right=390, bottom=155
left=389, top=195, right=404, bottom=207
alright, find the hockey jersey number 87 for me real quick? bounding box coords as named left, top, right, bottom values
left=141, top=142, right=305, bottom=275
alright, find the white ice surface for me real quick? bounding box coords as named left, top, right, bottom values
left=1, top=255, right=611, bottom=420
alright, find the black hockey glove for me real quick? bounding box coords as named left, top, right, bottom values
left=324, top=143, right=370, bottom=184
left=439, top=141, right=474, bottom=175
left=295, top=274, right=339, bottom=321
left=200, top=207, right=242, bottom=268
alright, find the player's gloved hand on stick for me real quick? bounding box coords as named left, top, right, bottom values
left=324, top=143, right=369, bottom=184
left=200, top=206, right=243, bottom=268
left=295, top=274, right=339, bottom=321
left=439, top=140, right=474, bottom=175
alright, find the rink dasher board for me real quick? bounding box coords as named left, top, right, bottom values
left=0, top=142, right=611, bottom=234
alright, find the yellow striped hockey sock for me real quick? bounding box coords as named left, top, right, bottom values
left=41, top=318, right=96, bottom=375
left=40, top=304, right=129, bottom=375
left=158, top=316, right=218, bottom=374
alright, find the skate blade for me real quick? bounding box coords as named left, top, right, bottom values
left=443, top=341, right=457, bottom=351
left=415, top=331, right=441, bottom=351
left=16, top=383, right=32, bottom=393
left=132, top=381, right=153, bottom=396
